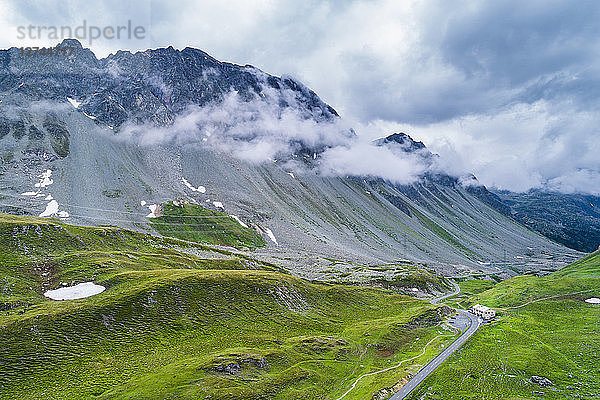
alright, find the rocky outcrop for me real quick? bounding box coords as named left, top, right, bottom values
left=207, top=353, right=268, bottom=375
left=398, top=306, right=454, bottom=329
left=531, top=375, right=553, bottom=387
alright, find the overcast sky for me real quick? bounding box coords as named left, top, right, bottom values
left=2, top=0, right=600, bottom=194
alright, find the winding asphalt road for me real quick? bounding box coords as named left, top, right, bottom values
left=389, top=283, right=482, bottom=399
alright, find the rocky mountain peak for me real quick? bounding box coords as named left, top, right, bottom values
left=58, top=38, right=85, bottom=49
left=377, top=132, right=428, bottom=153
left=0, top=40, right=339, bottom=129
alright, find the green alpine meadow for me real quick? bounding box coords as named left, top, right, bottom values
left=0, top=214, right=459, bottom=399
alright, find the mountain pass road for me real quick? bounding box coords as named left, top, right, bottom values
left=389, top=283, right=482, bottom=399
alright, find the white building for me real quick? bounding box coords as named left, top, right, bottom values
left=472, top=304, right=496, bottom=320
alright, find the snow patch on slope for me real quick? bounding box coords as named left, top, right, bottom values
left=45, top=282, right=105, bottom=300
left=35, top=170, right=53, bottom=188
left=39, top=200, right=69, bottom=218
left=265, top=228, right=278, bottom=245
left=146, top=204, right=162, bottom=218
left=67, top=97, right=81, bottom=108
left=230, top=215, right=248, bottom=228
left=39, top=200, right=59, bottom=217
left=182, top=177, right=206, bottom=193
left=19, top=169, right=69, bottom=219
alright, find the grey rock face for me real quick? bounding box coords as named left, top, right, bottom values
left=1, top=39, right=337, bottom=131
left=375, top=132, right=428, bottom=153
left=531, top=376, right=553, bottom=387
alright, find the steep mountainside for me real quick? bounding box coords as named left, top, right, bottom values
left=0, top=40, right=581, bottom=279
left=493, top=190, right=600, bottom=253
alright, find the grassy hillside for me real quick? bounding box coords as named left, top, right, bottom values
left=0, top=213, right=273, bottom=312
left=150, top=202, right=266, bottom=249
left=407, top=251, right=600, bottom=400
left=553, top=249, right=600, bottom=277
left=0, top=214, right=458, bottom=400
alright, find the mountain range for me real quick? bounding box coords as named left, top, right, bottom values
left=493, top=189, right=600, bottom=253
left=0, top=39, right=586, bottom=284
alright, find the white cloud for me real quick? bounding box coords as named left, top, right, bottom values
left=547, top=170, right=600, bottom=196
left=117, top=88, right=431, bottom=185
left=402, top=100, right=600, bottom=193
left=319, top=138, right=428, bottom=184
left=118, top=87, right=352, bottom=161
